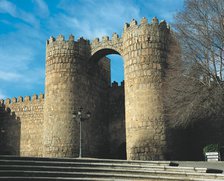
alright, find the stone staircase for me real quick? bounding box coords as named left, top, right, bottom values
left=0, top=155, right=223, bottom=180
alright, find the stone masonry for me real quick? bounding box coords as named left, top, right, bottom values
left=0, top=17, right=171, bottom=160
left=0, top=95, right=44, bottom=156
left=123, top=18, right=169, bottom=160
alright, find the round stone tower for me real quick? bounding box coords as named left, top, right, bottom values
left=122, top=17, right=170, bottom=160
left=43, top=35, right=90, bottom=157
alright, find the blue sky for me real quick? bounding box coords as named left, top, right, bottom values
left=0, top=0, right=184, bottom=99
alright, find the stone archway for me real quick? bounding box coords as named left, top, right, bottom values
left=88, top=18, right=170, bottom=160
left=90, top=33, right=123, bottom=56
left=89, top=41, right=126, bottom=159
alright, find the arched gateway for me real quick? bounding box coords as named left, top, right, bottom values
left=43, top=17, right=170, bottom=160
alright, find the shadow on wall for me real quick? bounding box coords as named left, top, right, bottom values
left=166, top=118, right=223, bottom=161
left=0, top=105, right=21, bottom=155
left=116, top=142, right=126, bottom=159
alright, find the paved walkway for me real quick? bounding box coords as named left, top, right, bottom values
left=177, top=161, right=224, bottom=172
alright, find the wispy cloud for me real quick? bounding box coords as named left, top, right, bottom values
left=0, top=33, right=37, bottom=70
left=34, top=0, right=49, bottom=17
left=0, top=69, right=44, bottom=83
left=0, top=0, right=39, bottom=27
left=0, top=71, right=23, bottom=81
left=138, top=0, right=184, bottom=22
left=48, top=14, right=108, bottom=39
left=54, top=0, right=141, bottom=39
left=0, top=0, right=16, bottom=16
left=0, top=67, right=44, bottom=98
left=0, top=33, right=45, bottom=96
left=0, top=62, right=44, bottom=90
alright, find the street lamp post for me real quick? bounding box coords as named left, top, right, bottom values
left=73, top=107, right=91, bottom=158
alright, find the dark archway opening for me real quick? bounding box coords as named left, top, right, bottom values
left=116, top=142, right=127, bottom=159
left=88, top=48, right=126, bottom=159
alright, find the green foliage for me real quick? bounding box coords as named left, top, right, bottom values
left=203, top=144, right=219, bottom=155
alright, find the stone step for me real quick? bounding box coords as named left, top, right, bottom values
left=0, top=159, right=177, bottom=169
left=1, top=176, right=223, bottom=181
left=0, top=164, right=207, bottom=173
left=0, top=172, right=223, bottom=181
left=0, top=169, right=224, bottom=179
left=0, top=177, right=114, bottom=181
left=0, top=159, right=208, bottom=174
left=0, top=156, right=223, bottom=180
left=0, top=156, right=173, bottom=166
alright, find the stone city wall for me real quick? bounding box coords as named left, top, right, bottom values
left=0, top=17, right=188, bottom=161
left=0, top=94, right=44, bottom=156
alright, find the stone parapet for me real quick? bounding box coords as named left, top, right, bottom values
left=0, top=94, right=44, bottom=106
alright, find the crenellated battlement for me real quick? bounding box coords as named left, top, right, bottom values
left=91, top=32, right=122, bottom=47
left=123, top=17, right=170, bottom=32
left=46, top=34, right=91, bottom=61
left=110, top=81, right=124, bottom=88
left=46, top=34, right=90, bottom=46
left=0, top=93, right=44, bottom=106
left=90, top=32, right=123, bottom=56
